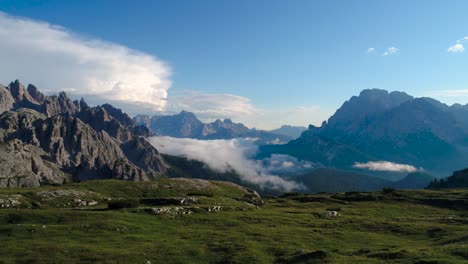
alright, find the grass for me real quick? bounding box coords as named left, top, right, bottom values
left=0, top=180, right=466, bottom=263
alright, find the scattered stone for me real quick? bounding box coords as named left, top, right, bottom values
left=87, top=200, right=98, bottom=206
left=37, top=190, right=90, bottom=199
left=147, top=206, right=193, bottom=215
left=0, top=195, right=23, bottom=208
left=208, top=206, right=222, bottom=212
left=324, top=210, right=340, bottom=217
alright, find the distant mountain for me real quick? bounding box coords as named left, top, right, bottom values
left=0, top=80, right=167, bottom=187
left=261, top=89, right=468, bottom=174
left=134, top=111, right=292, bottom=145
left=393, top=172, right=434, bottom=189
left=295, top=168, right=392, bottom=193
left=427, top=168, right=468, bottom=189
left=294, top=168, right=435, bottom=193
left=269, top=125, right=307, bottom=139
left=135, top=111, right=204, bottom=138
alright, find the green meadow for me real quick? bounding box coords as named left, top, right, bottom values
left=0, top=179, right=466, bottom=264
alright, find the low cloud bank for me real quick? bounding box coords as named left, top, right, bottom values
left=148, top=136, right=306, bottom=191
left=353, top=161, right=420, bottom=173
left=260, top=154, right=316, bottom=175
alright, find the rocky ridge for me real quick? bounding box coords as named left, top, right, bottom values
left=0, top=80, right=167, bottom=187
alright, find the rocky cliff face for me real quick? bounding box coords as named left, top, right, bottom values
left=0, top=80, right=167, bottom=187
left=0, top=139, right=69, bottom=187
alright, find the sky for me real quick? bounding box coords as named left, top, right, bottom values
left=1, top=0, right=468, bottom=129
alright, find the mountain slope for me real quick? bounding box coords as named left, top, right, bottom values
left=0, top=80, right=167, bottom=187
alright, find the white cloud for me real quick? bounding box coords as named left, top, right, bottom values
left=382, top=47, right=398, bottom=56
left=165, top=90, right=259, bottom=120
left=448, top=43, right=465, bottom=53
left=367, top=47, right=376, bottom=54
left=148, top=136, right=305, bottom=191
left=0, top=11, right=171, bottom=112
left=353, top=161, right=420, bottom=173
left=447, top=36, right=468, bottom=53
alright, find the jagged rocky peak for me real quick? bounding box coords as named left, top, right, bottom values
left=101, top=103, right=133, bottom=126
left=27, top=84, right=46, bottom=103
left=7, top=80, right=28, bottom=101
left=7, top=80, right=43, bottom=110
left=43, top=90, right=80, bottom=116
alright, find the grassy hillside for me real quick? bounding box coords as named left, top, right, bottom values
left=0, top=180, right=467, bottom=263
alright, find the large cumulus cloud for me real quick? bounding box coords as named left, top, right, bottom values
left=0, top=11, right=171, bottom=112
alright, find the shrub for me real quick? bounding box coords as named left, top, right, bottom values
left=382, top=187, right=396, bottom=194
left=31, top=201, right=42, bottom=209
left=280, top=192, right=301, bottom=198
left=6, top=213, right=24, bottom=224
left=107, top=199, right=139, bottom=210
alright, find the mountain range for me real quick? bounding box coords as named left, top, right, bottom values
left=0, top=80, right=167, bottom=187
left=260, top=89, right=468, bottom=175
left=1, top=80, right=467, bottom=193
left=133, top=111, right=292, bottom=144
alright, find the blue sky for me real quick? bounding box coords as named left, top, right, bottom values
left=1, top=0, right=468, bottom=129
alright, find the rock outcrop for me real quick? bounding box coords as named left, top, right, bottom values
left=0, top=80, right=167, bottom=187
